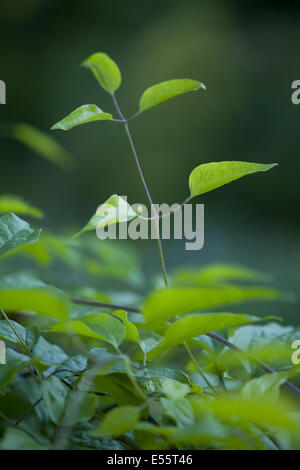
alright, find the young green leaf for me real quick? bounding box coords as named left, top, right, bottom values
left=0, top=274, right=70, bottom=319
left=0, top=195, right=44, bottom=219
left=89, top=406, right=140, bottom=438
left=50, top=313, right=125, bottom=348
left=148, top=313, right=262, bottom=358
left=82, top=52, right=121, bottom=94
left=51, top=104, right=113, bottom=131
left=13, top=123, right=73, bottom=170
left=0, top=213, right=41, bottom=257
left=113, top=310, right=140, bottom=344
left=75, top=195, right=142, bottom=238
left=173, top=263, right=269, bottom=285
left=139, top=79, right=205, bottom=112
left=189, top=161, right=278, bottom=198
left=143, top=286, right=284, bottom=324
left=242, top=369, right=300, bottom=402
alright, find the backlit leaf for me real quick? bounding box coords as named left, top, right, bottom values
left=89, top=406, right=140, bottom=437
left=139, top=79, right=205, bottom=112
left=82, top=52, right=121, bottom=94
left=51, top=104, right=112, bottom=131
left=0, top=195, right=43, bottom=219
left=75, top=195, right=141, bottom=238
left=189, top=161, right=278, bottom=198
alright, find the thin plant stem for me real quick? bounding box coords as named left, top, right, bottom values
left=111, top=93, right=168, bottom=286
left=184, top=341, right=215, bottom=393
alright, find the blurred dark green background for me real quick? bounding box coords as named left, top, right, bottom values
left=0, top=0, right=299, bottom=320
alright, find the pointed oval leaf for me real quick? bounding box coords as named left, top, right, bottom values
left=82, top=52, right=121, bottom=94
left=0, top=274, right=70, bottom=319
left=42, top=376, right=68, bottom=424
left=143, top=286, right=284, bottom=324
left=189, top=161, right=278, bottom=198
left=0, top=195, right=43, bottom=219
left=89, top=406, right=140, bottom=438
left=75, top=195, right=141, bottom=238
left=150, top=313, right=261, bottom=357
left=139, top=79, right=205, bottom=112
left=0, top=213, right=41, bottom=257
left=242, top=369, right=300, bottom=402
left=50, top=312, right=125, bottom=348
left=51, top=105, right=112, bottom=131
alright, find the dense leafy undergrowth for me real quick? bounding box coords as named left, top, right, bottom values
left=1, top=52, right=300, bottom=450
left=0, top=212, right=299, bottom=450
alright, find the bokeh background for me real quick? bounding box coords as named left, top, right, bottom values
left=0, top=0, right=299, bottom=322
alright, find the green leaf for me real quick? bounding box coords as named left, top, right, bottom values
left=0, top=319, right=28, bottom=347
left=173, top=263, right=269, bottom=285
left=141, top=376, right=190, bottom=399
left=64, top=391, right=97, bottom=424
left=90, top=406, right=140, bottom=438
left=242, top=369, right=300, bottom=402
left=149, top=313, right=261, bottom=357
left=82, top=52, right=121, bottom=94
left=139, top=79, right=205, bottom=112
left=0, top=349, right=32, bottom=388
left=75, top=195, right=141, bottom=238
left=25, top=326, right=40, bottom=350
left=51, top=313, right=125, bottom=348
left=33, top=336, right=68, bottom=366
left=51, top=104, right=112, bottom=131
left=0, top=428, right=49, bottom=450
left=189, top=161, right=278, bottom=198
left=113, top=310, right=140, bottom=344
left=13, top=123, right=72, bottom=170
left=143, top=286, right=284, bottom=324
left=42, top=376, right=68, bottom=424
left=0, top=195, right=43, bottom=219
left=0, top=274, right=70, bottom=319
left=0, top=213, right=41, bottom=257
left=160, top=398, right=194, bottom=427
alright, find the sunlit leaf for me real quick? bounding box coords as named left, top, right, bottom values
left=0, top=195, right=43, bottom=219
left=82, top=52, right=121, bottom=94
left=0, top=273, right=70, bottom=319
left=189, top=161, right=278, bottom=198
left=139, top=79, right=205, bottom=112
left=13, top=123, right=72, bottom=170
left=50, top=313, right=125, bottom=348
left=149, top=313, right=262, bottom=358
left=51, top=104, right=112, bottom=131
left=0, top=213, right=41, bottom=257
left=75, top=195, right=141, bottom=238
left=113, top=310, right=140, bottom=344
left=143, top=286, right=284, bottom=324
left=173, top=263, right=270, bottom=285
left=89, top=406, right=140, bottom=437
left=242, top=369, right=300, bottom=402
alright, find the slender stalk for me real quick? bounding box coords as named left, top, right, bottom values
left=184, top=341, right=215, bottom=393
left=111, top=93, right=168, bottom=286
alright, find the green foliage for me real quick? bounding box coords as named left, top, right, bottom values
left=0, top=213, right=41, bottom=257
left=0, top=195, right=43, bottom=219
left=189, top=161, right=277, bottom=198
left=82, top=52, right=121, bottom=94
left=51, top=105, right=112, bottom=131
left=139, top=79, right=205, bottom=112
left=75, top=195, right=142, bottom=238
left=0, top=52, right=299, bottom=452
